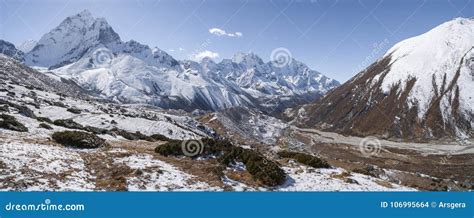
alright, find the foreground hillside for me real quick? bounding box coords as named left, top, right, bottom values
left=0, top=55, right=413, bottom=191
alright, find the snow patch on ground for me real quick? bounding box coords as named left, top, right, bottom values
left=115, top=154, right=221, bottom=191
left=0, top=141, right=95, bottom=191
left=222, top=175, right=257, bottom=191
left=277, top=162, right=414, bottom=191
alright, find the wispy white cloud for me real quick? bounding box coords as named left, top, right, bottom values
left=191, top=50, right=220, bottom=61
left=209, top=28, right=242, bottom=38
left=168, top=47, right=185, bottom=53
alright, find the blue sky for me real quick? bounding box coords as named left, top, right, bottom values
left=0, top=0, right=472, bottom=82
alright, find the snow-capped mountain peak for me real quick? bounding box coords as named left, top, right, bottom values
left=77, top=9, right=93, bottom=18
left=299, top=17, right=473, bottom=139
left=232, top=52, right=264, bottom=66
left=381, top=17, right=473, bottom=119
left=19, top=10, right=338, bottom=113
left=200, top=57, right=217, bottom=71
left=25, top=10, right=121, bottom=68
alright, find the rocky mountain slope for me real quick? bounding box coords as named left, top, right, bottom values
left=0, top=54, right=91, bottom=98
left=0, top=40, right=24, bottom=62
left=14, top=10, right=338, bottom=113
left=296, top=18, right=474, bottom=140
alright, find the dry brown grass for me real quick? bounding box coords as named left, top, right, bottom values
left=225, top=170, right=259, bottom=188
left=111, top=140, right=229, bottom=189
left=330, top=171, right=351, bottom=180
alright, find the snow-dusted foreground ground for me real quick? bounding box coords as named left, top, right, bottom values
left=277, top=162, right=413, bottom=191
left=0, top=140, right=221, bottom=191
left=0, top=139, right=414, bottom=191
left=0, top=78, right=415, bottom=191
left=0, top=141, right=94, bottom=191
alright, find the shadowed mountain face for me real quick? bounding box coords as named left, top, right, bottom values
left=0, top=54, right=91, bottom=98
left=296, top=18, right=474, bottom=140
left=0, top=40, right=24, bottom=62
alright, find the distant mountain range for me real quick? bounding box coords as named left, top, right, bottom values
left=1, top=11, right=472, bottom=141
left=1, top=10, right=338, bottom=113
left=295, top=18, right=474, bottom=140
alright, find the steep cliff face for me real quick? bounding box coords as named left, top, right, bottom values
left=24, top=10, right=121, bottom=68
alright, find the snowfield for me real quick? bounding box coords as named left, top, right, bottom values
left=277, top=161, right=414, bottom=191
left=0, top=141, right=95, bottom=191
left=0, top=140, right=221, bottom=191
left=114, top=152, right=221, bottom=191
left=381, top=18, right=474, bottom=137
left=0, top=139, right=413, bottom=191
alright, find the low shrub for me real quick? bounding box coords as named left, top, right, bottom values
left=0, top=99, right=36, bottom=118
left=52, top=131, right=107, bottom=149
left=84, top=126, right=109, bottom=134
left=351, top=166, right=377, bottom=177
left=148, top=133, right=170, bottom=142
left=155, top=138, right=286, bottom=187
left=277, top=150, right=330, bottom=169
left=0, top=105, right=9, bottom=113
left=53, top=119, right=83, bottom=130
left=52, top=101, right=66, bottom=108
left=155, top=138, right=231, bottom=157
left=154, top=140, right=183, bottom=156
left=0, top=114, right=28, bottom=132
left=222, top=147, right=286, bottom=187
left=111, top=128, right=169, bottom=142
left=36, top=117, right=53, bottom=123
left=112, top=128, right=148, bottom=140
left=67, top=107, right=82, bottom=114
left=16, top=104, right=35, bottom=118
left=38, top=123, right=53, bottom=130
left=26, top=102, right=40, bottom=109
